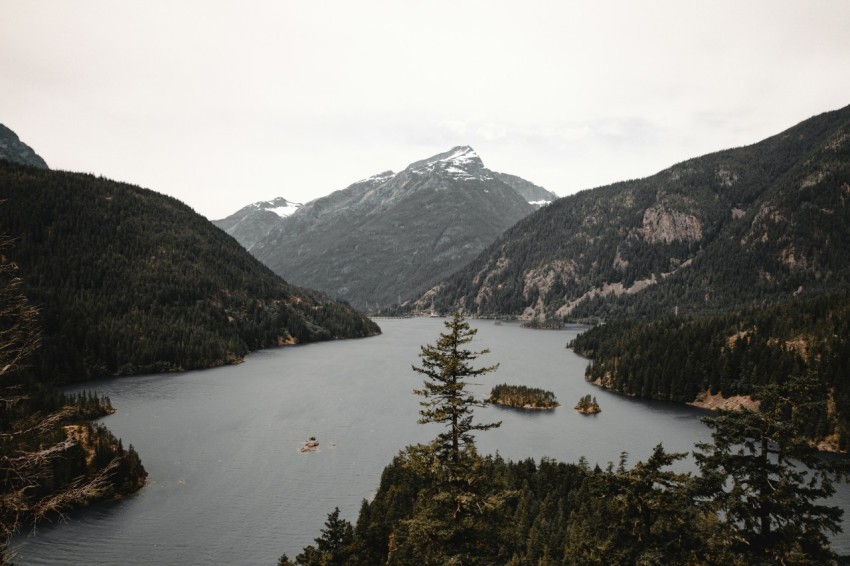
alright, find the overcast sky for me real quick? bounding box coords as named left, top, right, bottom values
left=2, top=1, right=850, bottom=220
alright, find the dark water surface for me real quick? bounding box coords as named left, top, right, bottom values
left=11, top=318, right=850, bottom=563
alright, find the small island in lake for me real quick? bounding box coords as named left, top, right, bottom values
left=575, top=394, right=601, bottom=415
left=520, top=319, right=564, bottom=330
left=490, top=383, right=559, bottom=410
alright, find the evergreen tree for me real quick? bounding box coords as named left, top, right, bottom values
left=286, top=507, right=355, bottom=566
left=412, top=311, right=500, bottom=463
left=694, top=374, right=848, bottom=564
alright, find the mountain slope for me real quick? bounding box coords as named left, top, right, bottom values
left=416, top=105, right=850, bottom=320
left=250, top=146, right=539, bottom=309
left=492, top=171, right=558, bottom=207
left=0, top=123, right=49, bottom=168
left=0, top=160, right=379, bottom=383
left=212, top=197, right=301, bottom=249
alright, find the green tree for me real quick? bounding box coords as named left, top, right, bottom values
left=286, top=507, right=355, bottom=566
left=412, top=311, right=500, bottom=463
left=694, top=374, right=847, bottom=564
left=564, top=445, right=709, bottom=565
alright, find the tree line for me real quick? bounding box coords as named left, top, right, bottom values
left=571, top=291, right=850, bottom=451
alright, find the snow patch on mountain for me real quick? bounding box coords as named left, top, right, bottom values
left=438, top=146, right=479, bottom=165
left=249, top=197, right=302, bottom=218
left=358, top=170, right=396, bottom=185
left=409, top=145, right=494, bottom=181
left=269, top=203, right=301, bottom=217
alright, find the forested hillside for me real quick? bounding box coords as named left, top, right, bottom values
left=1, top=245, right=147, bottom=561
left=571, top=292, right=850, bottom=451
left=0, top=160, right=379, bottom=383
left=414, top=105, right=850, bottom=322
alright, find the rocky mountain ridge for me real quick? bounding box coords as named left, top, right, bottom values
left=413, top=105, right=850, bottom=321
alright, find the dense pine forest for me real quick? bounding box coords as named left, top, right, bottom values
left=0, top=160, right=379, bottom=383
left=571, top=292, right=850, bottom=451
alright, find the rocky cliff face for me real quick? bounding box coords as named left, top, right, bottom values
left=249, top=146, right=540, bottom=309
left=0, top=124, right=48, bottom=169
left=640, top=206, right=702, bottom=244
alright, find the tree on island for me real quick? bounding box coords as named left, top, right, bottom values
left=412, top=310, right=501, bottom=463
left=490, top=383, right=559, bottom=409
left=575, top=393, right=601, bottom=414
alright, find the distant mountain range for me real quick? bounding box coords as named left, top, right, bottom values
left=217, top=146, right=557, bottom=310
left=0, top=152, right=378, bottom=382
left=0, top=123, right=49, bottom=169
left=413, top=105, right=850, bottom=321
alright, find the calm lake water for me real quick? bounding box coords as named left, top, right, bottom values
left=11, top=318, right=850, bottom=563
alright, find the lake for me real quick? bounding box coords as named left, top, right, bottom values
left=10, top=318, right=850, bottom=563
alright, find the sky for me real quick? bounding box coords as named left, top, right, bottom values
left=2, top=1, right=850, bottom=220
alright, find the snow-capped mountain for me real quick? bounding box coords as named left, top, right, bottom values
left=212, top=197, right=301, bottom=250
left=248, top=145, right=546, bottom=309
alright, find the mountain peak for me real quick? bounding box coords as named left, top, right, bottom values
left=0, top=123, right=49, bottom=169
left=439, top=145, right=479, bottom=164
left=406, top=145, right=489, bottom=180
left=251, top=197, right=301, bottom=218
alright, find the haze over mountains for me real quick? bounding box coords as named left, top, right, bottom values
left=217, top=146, right=557, bottom=310
left=413, top=105, right=850, bottom=321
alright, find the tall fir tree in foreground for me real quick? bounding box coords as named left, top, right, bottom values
left=412, top=311, right=501, bottom=463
